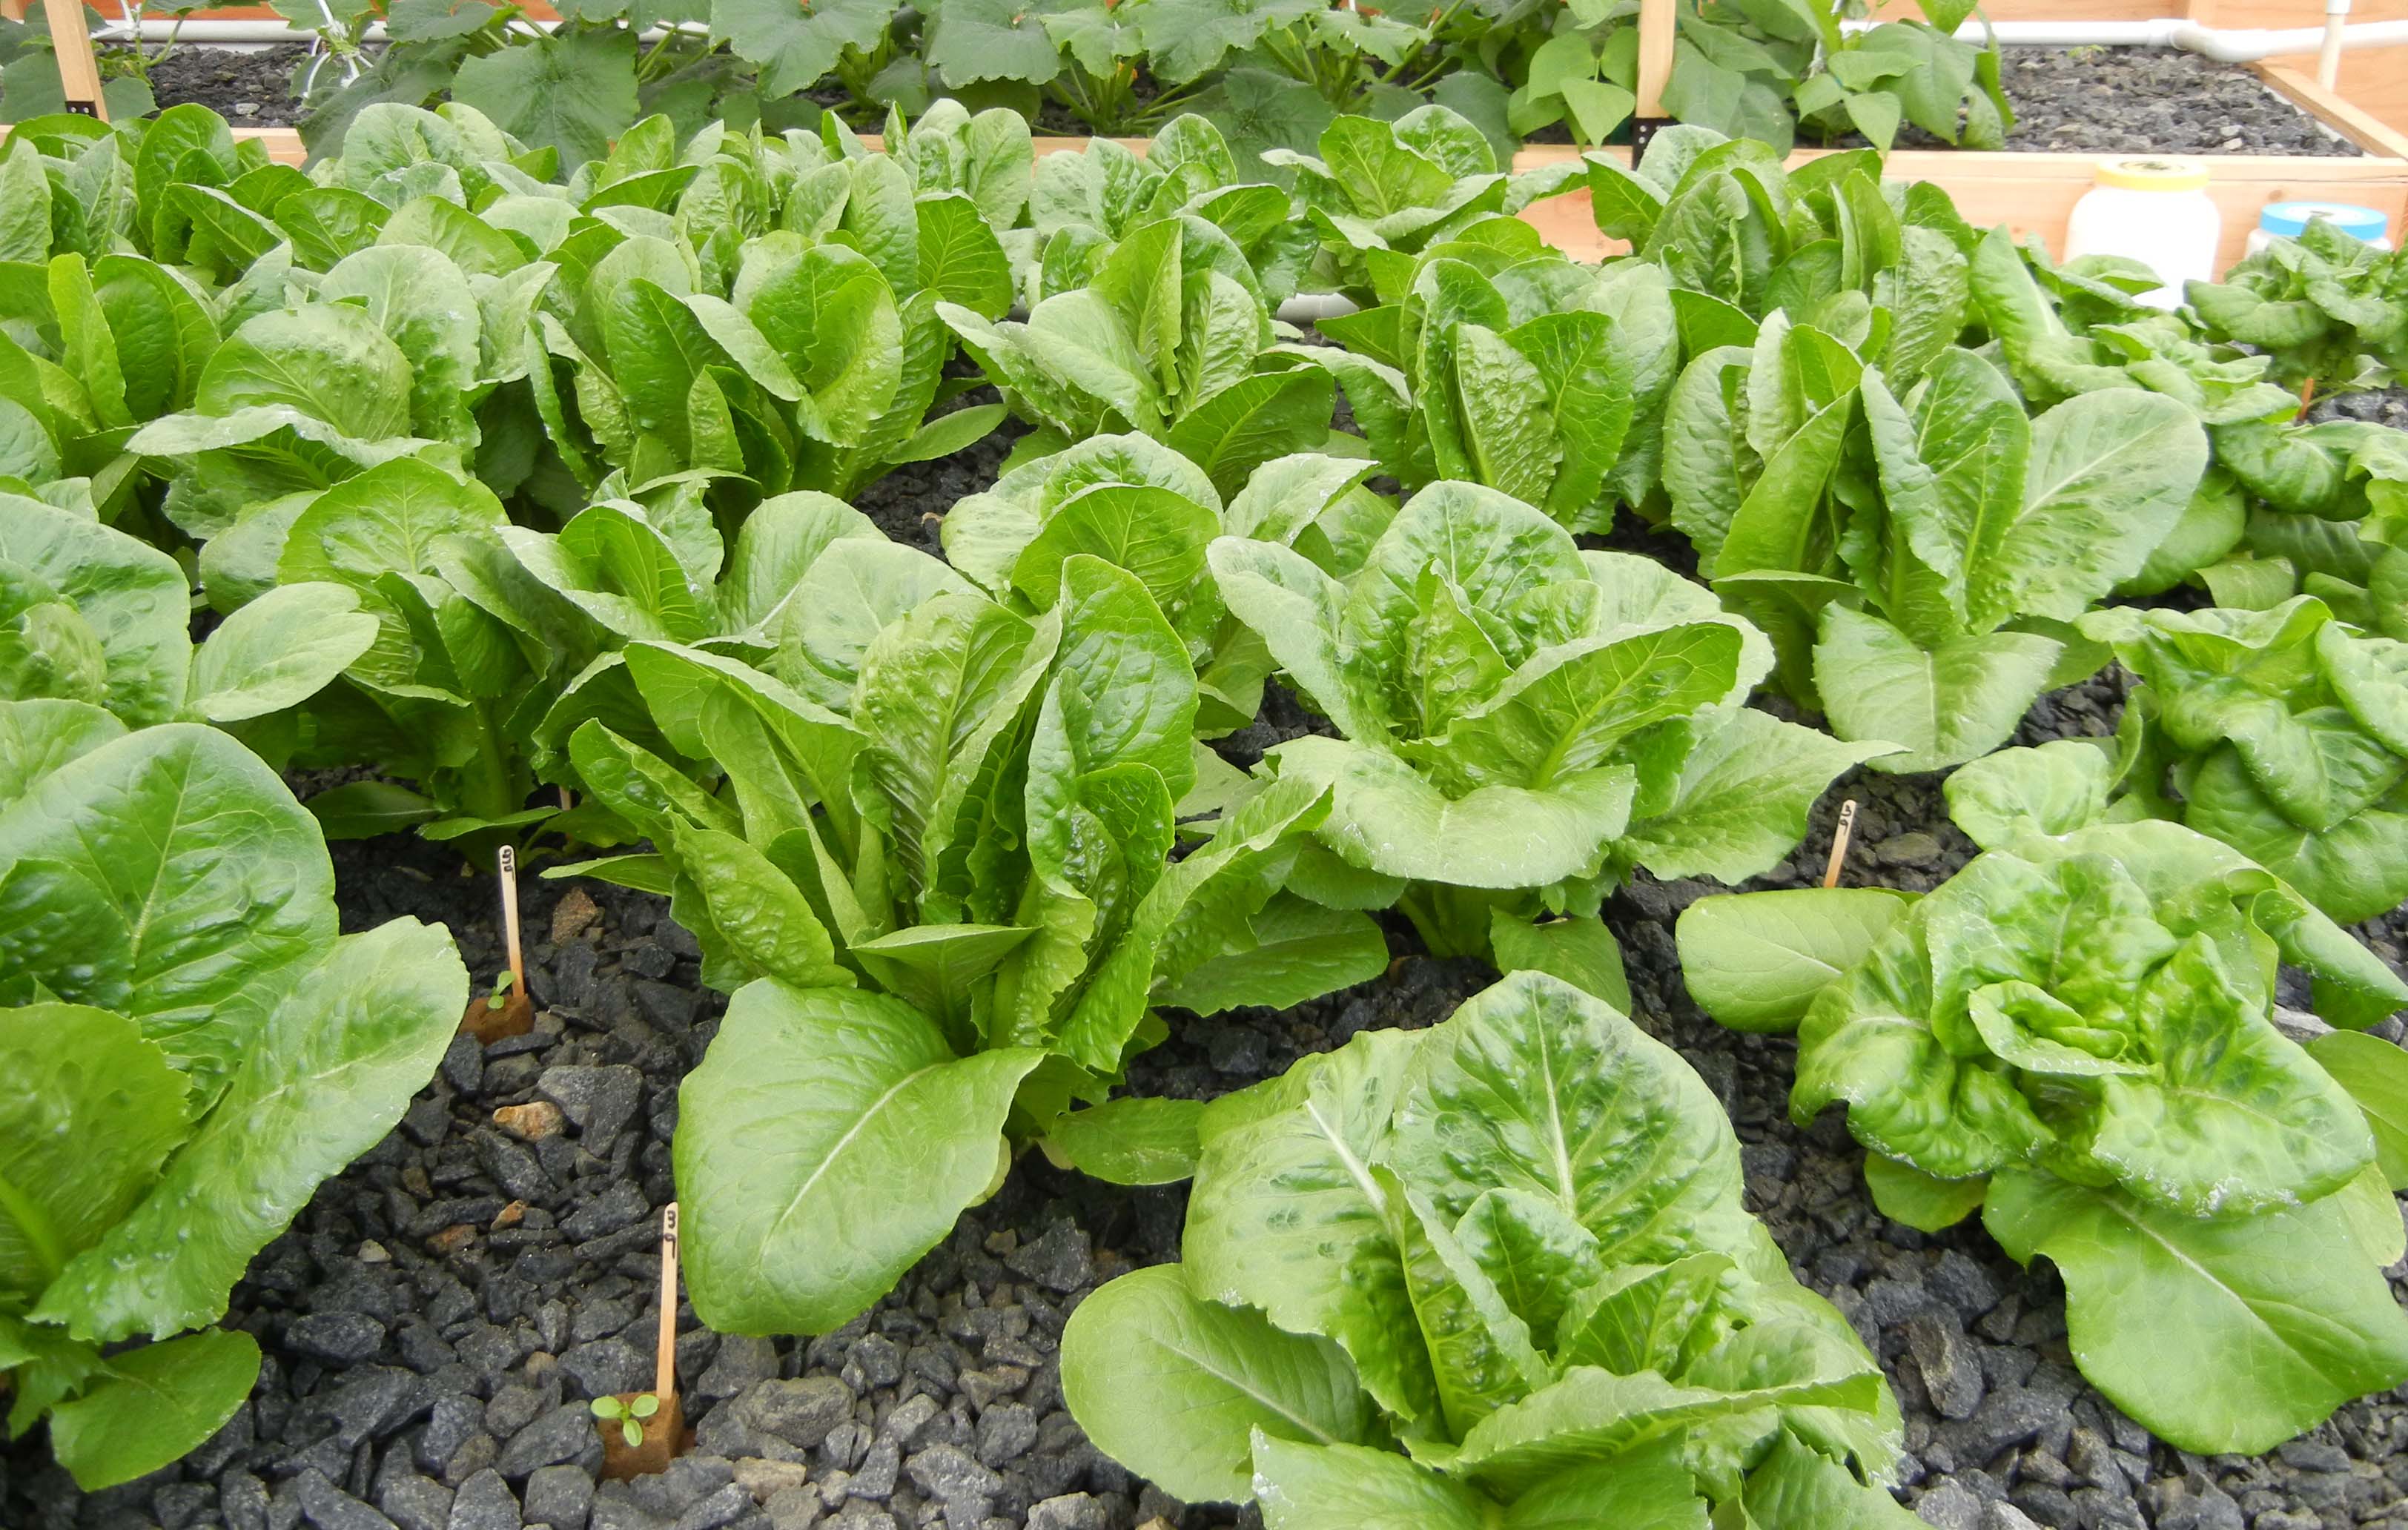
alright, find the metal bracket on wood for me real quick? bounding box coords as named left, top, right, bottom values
left=22, top=0, right=110, bottom=120
left=1629, top=117, right=1678, bottom=162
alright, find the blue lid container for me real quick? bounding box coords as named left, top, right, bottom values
left=2257, top=200, right=2389, bottom=242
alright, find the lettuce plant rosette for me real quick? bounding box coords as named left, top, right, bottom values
left=1964, top=222, right=2408, bottom=626
left=1021, top=113, right=1319, bottom=306
left=516, top=110, right=1022, bottom=511
left=1589, top=130, right=1973, bottom=347
left=1306, top=221, right=1677, bottom=534
left=1207, top=479, right=1885, bottom=969
left=1059, top=971, right=1914, bottom=1526
left=0, top=491, right=375, bottom=729
left=1947, top=595, right=2408, bottom=926
left=1678, top=815, right=2408, bottom=1454
left=939, top=431, right=1391, bottom=735
left=1664, top=328, right=2210, bottom=772
left=558, top=541, right=1381, bottom=1334
left=940, top=212, right=1337, bottom=491
left=0, top=703, right=466, bottom=1491
left=1260, top=106, right=1590, bottom=303
left=2185, top=218, right=2408, bottom=396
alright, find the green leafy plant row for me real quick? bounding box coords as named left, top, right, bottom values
left=5, top=0, right=2012, bottom=167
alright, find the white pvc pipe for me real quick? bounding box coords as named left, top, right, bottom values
left=1859, top=16, right=2408, bottom=60
left=105, top=10, right=2408, bottom=62
left=2318, top=0, right=2351, bottom=86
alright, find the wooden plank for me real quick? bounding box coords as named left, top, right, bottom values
left=1635, top=0, right=1676, bottom=116
left=1988, top=0, right=2172, bottom=18
left=1509, top=145, right=2408, bottom=271
left=41, top=0, right=106, bottom=118
left=2255, top=59, right=2408, bottom=159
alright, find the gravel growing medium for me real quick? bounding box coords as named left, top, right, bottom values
left=8, top=380, right=2408, bottom=1530
left=1956, top=48, right=2362, bottom=156
left=136, top=44, right=313, bottom=126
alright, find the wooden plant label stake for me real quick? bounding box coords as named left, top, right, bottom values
left=656, top=1204, right=681, bottom=1398
left=1822, top=799, right=1859, bottom=889
left=499, top=844, right=526, bottom=996
left=461, top=844, right=535, bottom=1042
left=600, top=1205, right=689, bottom=1479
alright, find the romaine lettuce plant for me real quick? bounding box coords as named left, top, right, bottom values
left=520, top=116, right=1014, bottom=511
left=2191, top=416, right=2408, bottom=620
left=187, top=455, right=591, bottom=844
left=941, top=213, right=1336, bottom=488
left=1308, top=222, right=1676, bottom=531
left=0, top=704, right=466, bottom=1491
left=1944, top=595, right=2408, bottom=925
left=1058, top=971, right=1912, bottom=1523
left=1022, top=114, right=1317, bottom=306
left=1589, top=131, right=1969, bottom=350
left=561, top=550, right=1383, bottom=1333
left=1, top=491, right=374, bottom=729
left=1208, top=480, right=1883, bottom=966
left=939, top=431, right=1386, bottom=735
left=2186, top=219, right=2408, bottom=397
left=1972, top=228, right=2301, bottom=425
left=1678, top=818, right=2408, bottom=1454
left=0, top=243, right=225, bottom=529
left=1263, top=105, right=1584, bottom=302
left=1962, top=225, right=2395, bottom=614
left=1667, top=331, right=2208, bottom=770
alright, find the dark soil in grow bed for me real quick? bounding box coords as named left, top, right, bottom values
left=10, top=421, right=2408, bottom=1530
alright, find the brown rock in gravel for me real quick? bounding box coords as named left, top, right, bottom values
left=733, top=1458, right=811, bottom=1502
left=427, top=1224, right=476, bottom=1255
left=491, top=1200, right=526, bottom=1230
left=551, top=887, right=601, bottom=943
left=493, top=1101, right=565, bottom=1141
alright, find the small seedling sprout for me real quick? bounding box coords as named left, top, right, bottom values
left=589, top=1392, right=660, bottom=1447
left=486, top=969, right=516, bottom=1011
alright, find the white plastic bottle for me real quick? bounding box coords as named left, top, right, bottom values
left=2063, top=156, right=2221, bottom=310
left=2246, top=200, right=2393, bottom=257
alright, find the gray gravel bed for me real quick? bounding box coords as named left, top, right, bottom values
left=8, top=405, right=2408, bottom=1530
left=138, top=44, right=312, bottom=127
left=1956, top=47, right=2363, bottom=157
left=9, top=672, right=2408, bottom=1530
